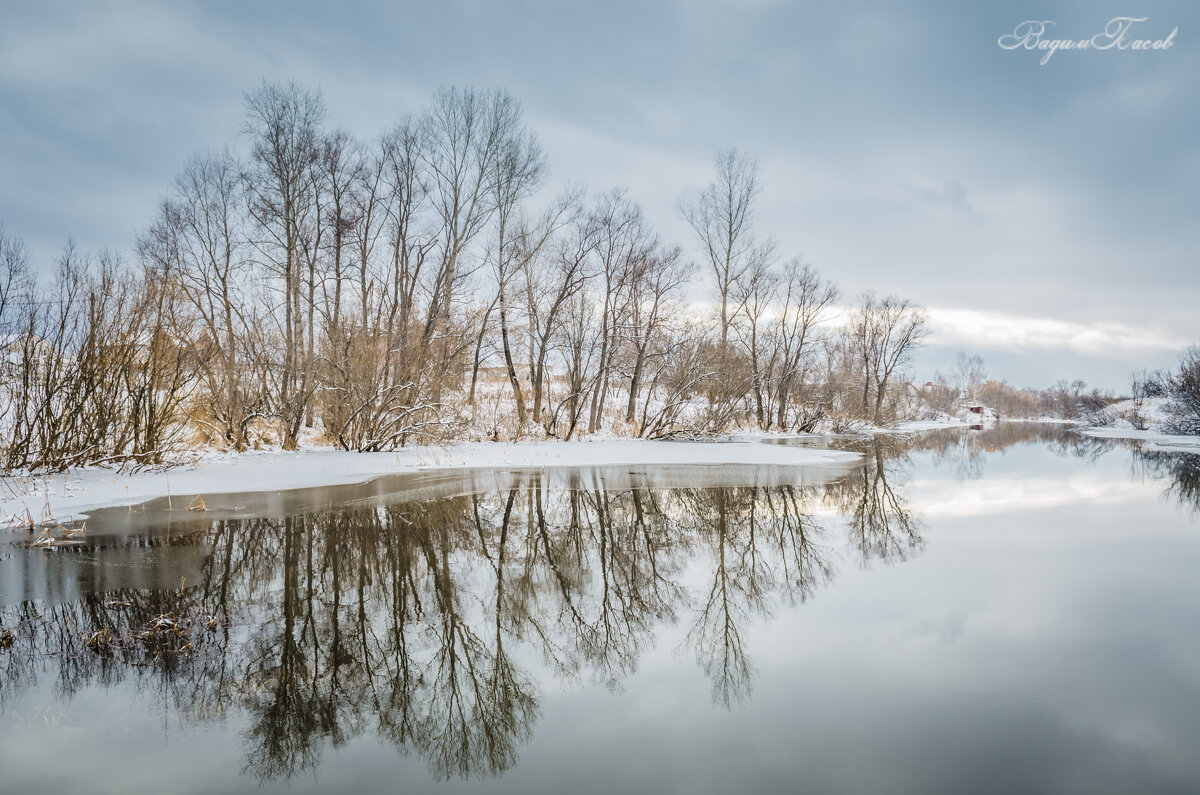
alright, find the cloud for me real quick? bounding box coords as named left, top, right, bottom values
left=0, top=0, right=1196, bottom=391
left=927, top=307, right=1186, bottom=355
left=909, top=474, right=1150, bottom=517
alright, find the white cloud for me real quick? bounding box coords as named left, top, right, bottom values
left=927, top=307, right=1186, bottom=355
left=908, top=474, right=1157, bottom=518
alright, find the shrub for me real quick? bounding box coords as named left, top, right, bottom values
left=1166, top=346, right=1200, bottom=435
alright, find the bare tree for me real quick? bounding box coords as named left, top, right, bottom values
left=552, top=288, right=602, bottom=440
left=141, top=151, right=267, bottom=450
left=850, top=294, right=929, bottom=425
left=241, top=80, right=327, bottom=449
left=312, top=129, right=396, bottom=443
left=522, top=192, right=590, bottom=430
left=0, top=224, right=32, bottom=334
left=623, top=245, right=691, bottom=426
left=952, top=351, right=986, bottom=404
left=420, top=88, right=532, bottom=390
left=5, top=245, right=194, bottom=469
left=731, top=257, right=778, bottom=428
left=1166, top=345, right=1200, bottom=435
left=681, top=148, right=775, bottom=347
left=586, top=189, right=654, bottom=433
left=378, top=115, right=437, bottom=408
left=0, top=224, right=34, bottom=452
left=490, top=126, right=547, bottom=428
left=769, top=261, right=838, bottom=430
left=314, top=129, right=359, bottom=339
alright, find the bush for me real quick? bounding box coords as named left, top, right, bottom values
left=1166, top=346, right=1200, bottom=435
left=1142, top=371, right=1169, bottom=398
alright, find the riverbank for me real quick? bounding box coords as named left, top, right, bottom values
left=1072, top=396, right=1200, bottom=452
left=0, top=438, right=860, bottom=526
left=1078, top=426, right=1200, bottom=453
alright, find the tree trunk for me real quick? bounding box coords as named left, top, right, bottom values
left=498, top=286, right=527, bottom=427
left=625, top=343, right=646, bottom=424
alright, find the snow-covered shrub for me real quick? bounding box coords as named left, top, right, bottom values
left=1166, top=345, right=1200, bottom=436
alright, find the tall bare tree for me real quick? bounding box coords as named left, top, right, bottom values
left=587, top=189, right=655, bottom=433
left=242, top=80, right=326, bottom=449
left=623, top=245, right=690, bottom=426
left=681, top=148, right=775, bottom=347
left=420, top=88, right=533, bottom=390
left=732, top=258, right=778, bottom=428
left=141, top=151, right=267, bottom=450
left=952, top=351, right=986, bottom=404
left=770, top=261, right=839, bottom=430
left=850, top=294, right=929, bottom=425
left=490, top=126, right=547, bottom=428
left=514, top=198, right=589, bottom=429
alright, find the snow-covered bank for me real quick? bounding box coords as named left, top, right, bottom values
left=894, top=412, right=1085, bottom=433
left=0, top=439, right=859, bottom=525
left=1078, top=396, right=1200, bottom=452
left=1078, top=426, right=1200, bottom=453
left=892, top=418, right=970, bottom=432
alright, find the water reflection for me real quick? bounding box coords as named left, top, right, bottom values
left=879, top=422, right=1113, bottom=481
left=1, top=425, right=1198, bottom=788
left=1134, top=449, right=1200, bottom=513
left=830, top=438, right=924, bottom=563
left=0, top=463, right=908, bottom=780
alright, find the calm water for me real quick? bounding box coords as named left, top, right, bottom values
left=1, top=424, right=1198, bottom=794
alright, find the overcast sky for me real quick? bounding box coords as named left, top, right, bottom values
left=1, top=0, right=1196, bottom=390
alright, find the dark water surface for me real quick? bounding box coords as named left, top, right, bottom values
left=1, top=424, right=1198, bottom=794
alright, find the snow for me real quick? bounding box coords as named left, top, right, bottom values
left=1078, top=427, right=1200, bottom=453
left=1101, top=396, right=1174, bottom=427
left=0, top=439, right=859, bottom=525
left=1079, top=396, right=1200, bottom=452
left=893, top=418, right=970, bottom=432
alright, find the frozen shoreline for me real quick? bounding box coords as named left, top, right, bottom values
left=1078, top=426, right=1200, bottom=453
left=0, top=438, right=860, bottom=525
left=892, top=418, right=970, bottom=432
left=1076, top=396, right=1200, bottom=452
left=893, top=416, right=1076, bottom=433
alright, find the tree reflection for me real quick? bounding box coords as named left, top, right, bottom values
left=678, top=483, right=833, bottom=707
left=829, top=438, right=924, bottom=564
left=7, top=424, right=1190, bottom=785
left=899, top=422, right=1111, bottom=480
left=0, top=452, right=924, bottom=781
left=1134, top=449, right=1200, bottom=514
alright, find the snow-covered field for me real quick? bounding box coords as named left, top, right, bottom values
left=0, top=439, right=859, bottom=526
